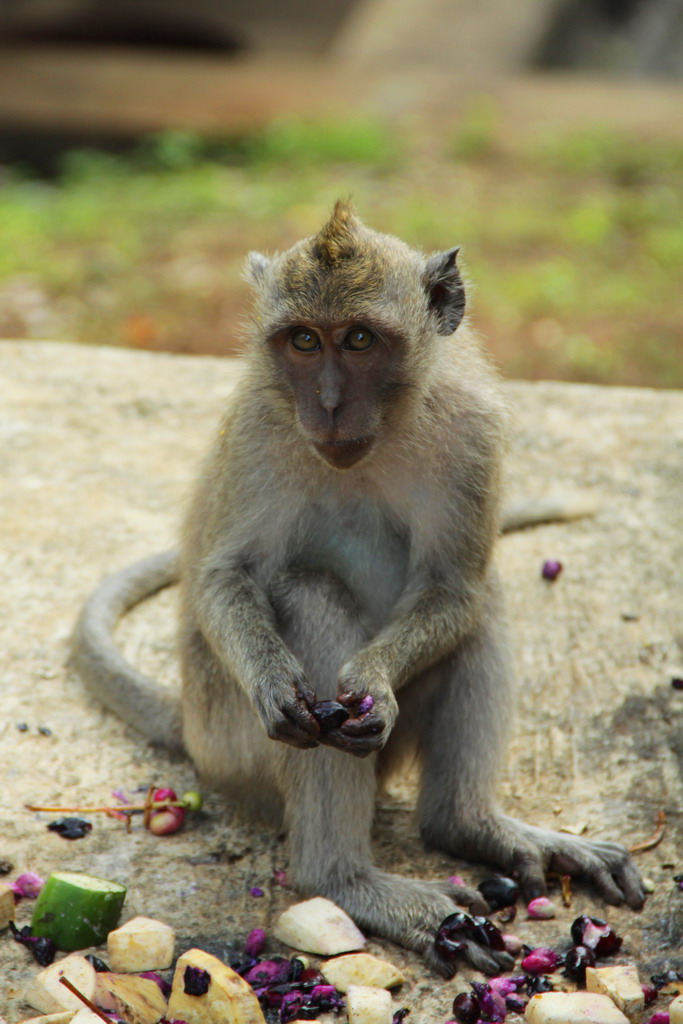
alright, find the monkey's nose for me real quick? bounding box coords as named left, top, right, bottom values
left=318, top=386, right=343, bottom=426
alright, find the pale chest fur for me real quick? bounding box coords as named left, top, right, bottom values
left=290, top=495, right=410, bottom=624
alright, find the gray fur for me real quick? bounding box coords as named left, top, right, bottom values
left=72, top=205, right=643, bottom=975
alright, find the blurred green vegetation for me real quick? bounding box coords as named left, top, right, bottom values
left=1, top=108, right=682, bottom=386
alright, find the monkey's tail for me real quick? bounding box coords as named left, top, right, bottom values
left=71, top=549, right=185, bottom=752
left=500, top=495, right=598, bottom=534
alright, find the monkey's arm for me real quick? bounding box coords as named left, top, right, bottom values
left=192, top=560, right=321, bottom=749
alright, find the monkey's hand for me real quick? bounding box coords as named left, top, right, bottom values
left=321, top=672, right=398, bottom=757
left=253, top=674, right=321, bottom=750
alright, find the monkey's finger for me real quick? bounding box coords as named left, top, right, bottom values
left=512, top=850, right=547, bottom=902
left=590, top=864, right=633, bottom=906
left=616, top=862, right=646, bottom=909
left=339, top=713, right=385, bottom=737
left=283, top=698, right=321, bottom=737
left=442, top=880, right=488, bottom=915
left=318, top=729, right=384, bottom=757
left=269, top=715, right=319, bottom=748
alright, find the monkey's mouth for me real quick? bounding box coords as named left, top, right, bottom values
left=313, top=437, right=372, bottom=470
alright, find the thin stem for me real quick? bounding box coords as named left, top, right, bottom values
left=25, top=801, right=187, bottom=813
left=59, top=977, right=111, bottom=1022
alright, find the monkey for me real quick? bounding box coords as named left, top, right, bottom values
left=73, top=202, right=644, bottom=975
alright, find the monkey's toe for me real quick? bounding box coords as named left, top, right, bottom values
left=442, top=880, right=489, bottom=915
left=425, top=936, right=514, bottom=978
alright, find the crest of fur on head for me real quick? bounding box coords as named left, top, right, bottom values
left=310, top=199, right=362, bottom=265
left=244, top=201, right=467, bottom=345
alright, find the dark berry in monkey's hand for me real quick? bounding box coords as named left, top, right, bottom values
left=311, top=700, right=351, bottom=733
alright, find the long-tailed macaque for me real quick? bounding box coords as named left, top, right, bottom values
left=74, top=203, right=643, bottom=975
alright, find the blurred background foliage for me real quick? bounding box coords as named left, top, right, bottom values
left=2, top=101, right=682, bottom=386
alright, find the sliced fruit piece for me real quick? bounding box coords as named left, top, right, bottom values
left=321, top=953, right=404, bottom=992
left=167, top=948, right=266, bottom=1024
left=0, top=882, right=15, bottom=929
left=24, top=954, right=97, bottom=1014
left=94, top=972, right=167, bottom=1024
left=106, top=915, right=175, bottom=972
left=346, top=984, right=393, bottom=1024
left=273, top=897, right=366, bottom=955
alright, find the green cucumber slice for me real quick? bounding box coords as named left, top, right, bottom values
left=31, top=871, right=126, bottom=950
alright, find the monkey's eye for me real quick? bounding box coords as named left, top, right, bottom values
left=290, top=329, right=321, bottom=352
left=343, top=328, right=376, bottom=352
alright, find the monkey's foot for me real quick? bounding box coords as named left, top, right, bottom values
left=502, top=816, right=645, bottom=909
left=320, top=872, right=513, bottom=978
left=425, top=814, right=645, bottom=911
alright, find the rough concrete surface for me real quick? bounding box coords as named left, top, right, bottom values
left=1, top=339, right=682, bottom=1022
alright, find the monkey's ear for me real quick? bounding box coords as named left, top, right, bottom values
left=244, top=251, right=270, bottom=287
left=424, top=247, right=466, bottom=335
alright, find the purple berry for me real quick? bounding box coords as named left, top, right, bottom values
left=244, top=927, right=267, bottom=957
left=46, top=817, right=92, bottom=839
left=563, top=944, right=596, bottom=984
left=471, top=915, right=506, bottom=951
left=643, top=984, right=658, bottom=1006
left=506, top=994, right=528, bottom=1013
left=312, top=700, right=350, bottom=732
left=521, top=947, right=562, bottom=975
left=478, top=876, right=519, bottom=911
left=470, top=981, right=506, bottom=1023
left=570, top=915, right=622, bottom=957
left=184, top=966, right=211, bottom=996
left=244, top=959, right=292, bottom=987
left=85, top=955, right=110, bottom=972
left=10, top=872, right=44, bottom=899
left=452, top=992, right=480, bottom=1024
left=541, top=559, right=563, bottom=581
left=648, top=1014, right=670, bottom=1024
left=525, top=975, right=555, bottom=995
left=250, top=886, right=264, bottom=897
left=358, top=695, right=375, bottom=714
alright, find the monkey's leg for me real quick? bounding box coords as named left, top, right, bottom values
left=411, top=576, right=645, bottom=912
left=274, top=569, right=512, bottom=977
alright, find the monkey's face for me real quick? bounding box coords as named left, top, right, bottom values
left=269, top=320, right=404, bottom=470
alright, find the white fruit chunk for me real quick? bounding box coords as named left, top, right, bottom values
left=0, top=883, right=15, bottom=929
left=71, top=1013, right=109, bottom=1024
left=321, top=953, right=404, bottom=992
left=94, top=973, right=168, bottom=1024
left=24, top=954, right=97, bottom=1014
left=273, top=897, right=366, bottom=955
left=17, top=1015, right=75, bottom=1024
left=107, top=914, right=175, bottom=972
left=525, top=991, right=630, bottom=1024
left=346, top=984, right=393, bottom=1024
left=670, top=995, right=683, bottom=1024
left=586, top=965, right=644, bottom=1020
left=167, top=948, right=266, bottom=1024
